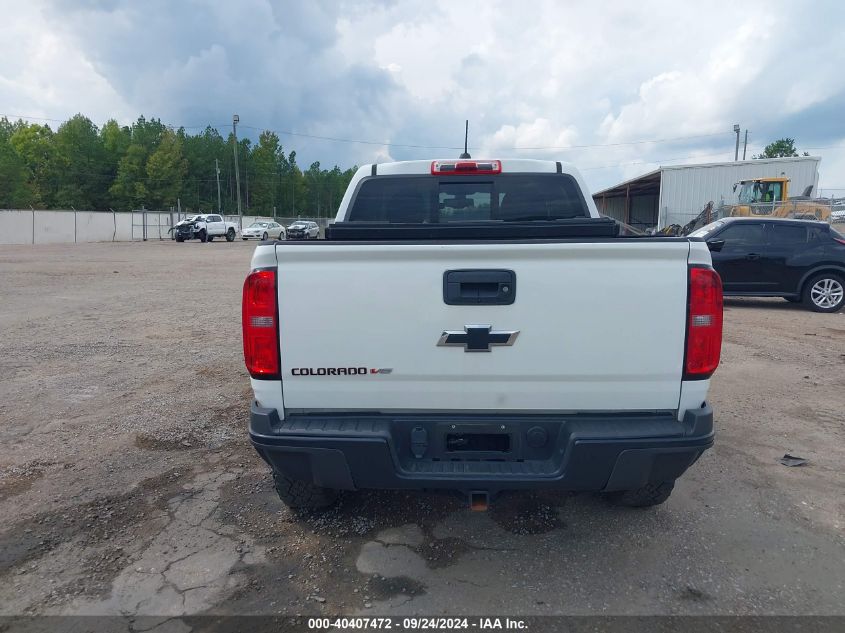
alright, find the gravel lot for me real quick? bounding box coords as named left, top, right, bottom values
left=0, top=241, right=843, bottom=619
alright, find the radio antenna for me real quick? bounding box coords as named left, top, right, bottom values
left=459, top=120, right=471, bottom=159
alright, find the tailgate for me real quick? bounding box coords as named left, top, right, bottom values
left=275, top=241, right=690, bottom=412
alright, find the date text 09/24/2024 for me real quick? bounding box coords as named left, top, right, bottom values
left=307, top=617, right=528, bottom=630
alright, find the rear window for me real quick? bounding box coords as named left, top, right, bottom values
left=347, top=175, right=589, bottom=223
left=769, top=224, right=807, bottom=245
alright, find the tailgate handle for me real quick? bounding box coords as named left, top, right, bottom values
left=443, top=269, right=516, bottom=305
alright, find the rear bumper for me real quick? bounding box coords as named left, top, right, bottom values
left=249, top=403, right=714, bottom=494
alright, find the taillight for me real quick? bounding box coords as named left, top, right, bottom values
left=431, top=160, right=502, bottom=175
left=833, top=237, right=845, bottom=246
left=242, top=269, right=280, bottom=379
left=684, top=266, right=723, bottom=380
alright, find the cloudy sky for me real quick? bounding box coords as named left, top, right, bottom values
left=2, top=0, right=845, bottom=194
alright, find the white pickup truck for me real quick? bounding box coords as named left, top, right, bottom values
left=243, top=159, right=722, bottom=510
left=174, top=214, right=239, bottom=242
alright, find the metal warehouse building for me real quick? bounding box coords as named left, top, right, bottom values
left=592, top=156, right=820, bottom=231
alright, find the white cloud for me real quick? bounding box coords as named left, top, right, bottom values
left=483, top=119, right=578, bottom=156
left=2, top=0, right=844, bottom=192
left=0, top=1, right=132, bottom=124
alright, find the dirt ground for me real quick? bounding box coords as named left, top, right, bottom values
left=0, top=241, right=843, bottom=620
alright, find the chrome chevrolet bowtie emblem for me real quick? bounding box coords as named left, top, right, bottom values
left=437, top=325, right=519, bottom=352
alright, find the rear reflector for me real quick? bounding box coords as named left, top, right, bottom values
left=684, top=267, right=723, bottom=380
left=242, top=269, right=280, bottom=379
left=431, top=160, right=502, bottom=175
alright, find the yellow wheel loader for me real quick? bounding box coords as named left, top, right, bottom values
left=727, top=178, right=832, bottom=221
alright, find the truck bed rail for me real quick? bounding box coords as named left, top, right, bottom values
left=324, top=217, right=620, bottom=241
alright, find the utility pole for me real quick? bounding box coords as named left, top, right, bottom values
left=215, top=158, right=222, bottom=214
left=733, top=124, right=741, bottom=161
left=742, top=130, right=748, bottom=161
left=232, top=114, right=243, bottom=229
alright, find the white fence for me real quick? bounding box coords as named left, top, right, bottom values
left=0, top=209, right=331, bottom=245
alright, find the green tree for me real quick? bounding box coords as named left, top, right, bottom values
left=182, top=126, right=228, bottom=213
left=753, top=138, right=810, bottom=159
left=130, top=116, right=166, bottom=155
left=222, top=133, right=253, bottom=212
left=299, top=161, right=356, bottom=219
left=9, top=122, right=56, bottom=207
left=146, top=128, right=188, bottom=209
left=101, top=120, right=131, bottom=177
left=304, top=161, right=324, bottom=217
left=0, top=118, right=31, bottom=208
left=249, top=131, right=283, bottom=214
left=53, top=114, right=108, bottom=209
left=109, top=144, right=149, bottom=210
left=325, top=165, right=354, bottom=216
left=0, top=112, right=358, bottom=213
left=101, top=120, right=131, bottom=159
left=279, top=150, right=307, bottom=216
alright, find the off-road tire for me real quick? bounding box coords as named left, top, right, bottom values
left=262, top=231, right=268, bottom=241
left=611, top=481, right=675, bottom=507
left=175, top=235, right=184, bottom=243
left=207, top=235, right=214, bottom=242
left=226, top=228, right=236, bottom=242
left=199, top=229, right=207, bottom=243
left=272, top=472, right=338, bottom=510
left=802, top=272, right=845, bottom=313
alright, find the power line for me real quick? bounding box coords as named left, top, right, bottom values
left=9, top=111, right=845, bottom=153
left=239, top=125, right=463, bottom=150
left=0, top=112, right=229, bottom=130
left=0, top=113, right=67, bottom=123
left=3, top=112, right=735, bottom=152
left=507, top=132, right=732, bottom=150
left=7, top=110, right=844, bottom=176
left=240, top=124, right=732, bottom=151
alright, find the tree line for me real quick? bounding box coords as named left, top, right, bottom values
left=0, top=114, right=357, bottom=216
